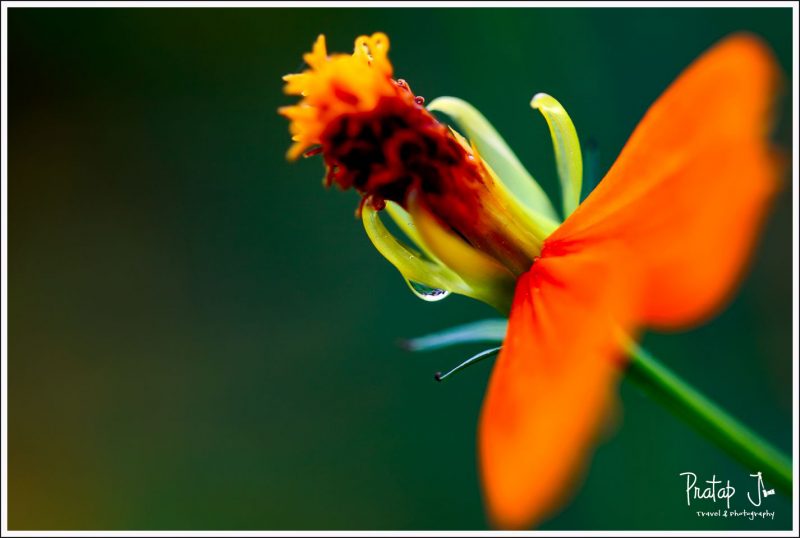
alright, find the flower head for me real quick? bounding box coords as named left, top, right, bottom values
left=281, top=32, right=782, bottom=529
left=280, top=34, right=556, bottom=306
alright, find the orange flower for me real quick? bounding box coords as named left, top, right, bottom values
left=480, top=35, right=782, bottom=528
left=281, top=33, right=782, bottom=529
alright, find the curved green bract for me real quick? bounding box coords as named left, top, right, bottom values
left=362, top=204, right=461, bottom=291
left=530, top=93, right=583, bottom=218
left=402, top=318, right=509, bottom=352
left=481, top=158, right=559, bottom=246
left=362, top=205, right=512, bottom=312
left=384, top=201, right=442, bottom=263
left=427, top=96, right=560, bottom=223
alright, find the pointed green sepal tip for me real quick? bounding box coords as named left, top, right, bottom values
left=530, top=93, right=583, bottom=219
left=401, top=318, right=509, bottom=352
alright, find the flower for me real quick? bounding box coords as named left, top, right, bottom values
left=281, top=33, right=782, bottom=528
left=280, top=33, right=560, bottom=313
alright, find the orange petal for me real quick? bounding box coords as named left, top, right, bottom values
left=478, top=243, right=638, bottom=529
left=550, top=33, right=783, bottom=329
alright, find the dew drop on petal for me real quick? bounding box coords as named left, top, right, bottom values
left=404, top=279, right=451, bottom=302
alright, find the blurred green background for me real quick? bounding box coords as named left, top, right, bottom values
left=7, top=7, right=793, bottom=531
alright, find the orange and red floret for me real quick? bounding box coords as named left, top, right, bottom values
left=281, top=34, right=540, bottom=279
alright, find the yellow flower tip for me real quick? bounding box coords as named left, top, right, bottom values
left=279, top=32, right=398, bottom=160
left=286, top=142, right=305, bottom=162
left=281, top=74, right=311, bottom=96
left=353, top=32, right=392, bottom=74
left=302, top=34, right=328, bottom=70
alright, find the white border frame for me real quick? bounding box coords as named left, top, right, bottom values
left=1, top=1, right=797, bottom=536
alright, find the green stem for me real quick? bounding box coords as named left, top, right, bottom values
left=626, top=342, right=792, bottom=496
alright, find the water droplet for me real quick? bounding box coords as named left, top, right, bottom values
left=405, top=279, right=451, bottom=302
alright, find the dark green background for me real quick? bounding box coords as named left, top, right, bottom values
left=7, top=7, right=793, bottom=530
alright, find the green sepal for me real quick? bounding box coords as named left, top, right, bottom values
left=427, top=96, right=560, bottom=224
left=401, top=318, right=509, bottom=352
left=362, top=205, right=512, bottom=312
left=530, top=93, right=583, bottom=218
